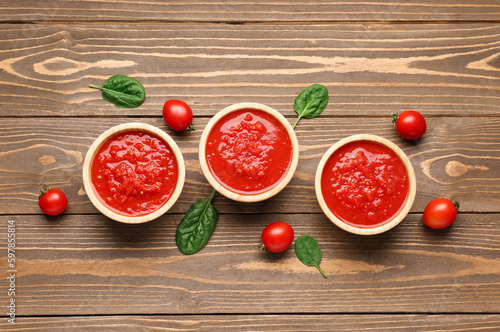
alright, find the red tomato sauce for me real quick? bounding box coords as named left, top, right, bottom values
left=91, top=130, right=178, bottom=216
left=321, top=140, right=409, bottom=228
left=205, top=109, right=293, bottom=194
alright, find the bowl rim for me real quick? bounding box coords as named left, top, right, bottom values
left=199, top=102, right=299, bottom=203
left=82, top=122, right=185, bottom=224
left=315, top=134, right=416, bottom=235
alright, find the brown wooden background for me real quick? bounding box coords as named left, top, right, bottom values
left=1, top=1, right=499, bottom=331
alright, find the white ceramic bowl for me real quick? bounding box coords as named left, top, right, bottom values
left=199, top=102, right=299, bottom=202
left=315, top=134, right=416, bottom=235
left=83, top=122, right=185, bottom=224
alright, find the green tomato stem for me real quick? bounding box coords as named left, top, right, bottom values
left=40, top=186, right=49, bottom=197
left=185, top=124, right=195, bottom=132
left=392, top=113, right=399, bottom=125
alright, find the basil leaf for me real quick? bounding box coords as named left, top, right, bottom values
left=176, top=189, right=218, bottom=255
left=89, top=75, right=145, bottom=108
left=294, top=234, right=327, bottom=278
left=293, top=84, right=329, bottom=129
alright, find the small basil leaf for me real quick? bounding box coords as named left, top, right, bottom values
left=293, top=84, right=329, bottom=129
left=294, top=234, right=327, bottom=278
left=89, top=75, right=145, bottom=108
left=176, top=189, right=218, bottom=255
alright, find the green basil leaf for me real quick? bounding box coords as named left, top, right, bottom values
left=89, top=75, right=145, bottom=108
left=294, top=234, right=327, bottom=278
left=176, top=189, right=218, bottom=255
left=293, top=84, right=329, bottom=129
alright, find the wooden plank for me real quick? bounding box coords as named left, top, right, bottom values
left=0, top=117, right=499, bottom=215
left=1, top=213, right=499, bottom=315
left=0, top=24, right=499, bottom=117
left=1, top=1, right=500, bottom=22
left=4, top=314, right=500, bottom=331
left=1, top=0, right=498, bottom=327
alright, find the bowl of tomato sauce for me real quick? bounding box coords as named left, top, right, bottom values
left=199, top=102, right=299, bottom=202
left=83, top=122, right=185, bottom=224
left=315, top=134, right=416, bottom=235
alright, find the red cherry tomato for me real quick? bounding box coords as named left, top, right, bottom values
left=423, top=198, right=459, bottom=229
left=39, top=187, right=68, bottom=216
left=393, top=110, right=426, bottom=140
left=162, top=99, right=194, bottom=132
left=261, top=222, right=294, bottom=253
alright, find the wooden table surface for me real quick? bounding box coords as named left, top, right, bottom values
left=1, top=1, right=500, bottom=331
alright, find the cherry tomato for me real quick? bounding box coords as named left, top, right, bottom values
left=261, top=222, right=294, bottom=253
left=162, top=99, right=194, bottom=132
left=39, top=187, right=68, bottom=216
left=423, top=198, right=459, bottom=229
left=392, top=110, right=426, bottom=140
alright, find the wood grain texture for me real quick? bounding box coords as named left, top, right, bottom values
left=0, top=117, right=498, bottom=215
left=1, top=1, right=500, bottom=22
left=1, top=213, right=498, bottom=315
left=0, top=24, right=499, bottom=117
left=1, top=1, right=500, bottom=328
left=3, top=314, right=500, bottom=331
